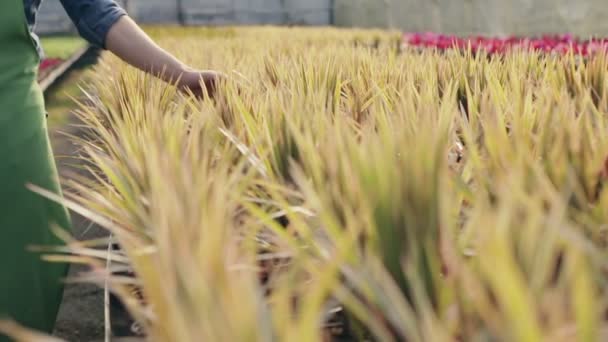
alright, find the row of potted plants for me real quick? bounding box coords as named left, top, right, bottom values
left=402, top=32, right=608, bottom=55
left=39, top=57, right=64, bottom=78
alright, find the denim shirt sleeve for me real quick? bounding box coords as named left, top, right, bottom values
left=59, top=0, right=127, bottom=49
left=23, top=0, right=126, bottom=59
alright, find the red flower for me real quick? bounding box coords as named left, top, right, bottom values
left=402, top=32, right=606, bottom=56
left=39, top=58, right=63, bottom=72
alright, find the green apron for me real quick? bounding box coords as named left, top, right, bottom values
left=0, top=0, right=70, bottom=338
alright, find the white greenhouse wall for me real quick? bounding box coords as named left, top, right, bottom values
left=334, top=0, right=608, bottom=37
left=35, top=0, right=608, bottom=37
left=34, top=0, right=332, bottom=34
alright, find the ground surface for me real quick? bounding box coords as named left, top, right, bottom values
left=45, top=50, right=135, bottom=342
left=51, top=124, right=108, bottom=342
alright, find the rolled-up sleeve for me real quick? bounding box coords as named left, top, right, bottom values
left=60, top=0, right=127, bottom=49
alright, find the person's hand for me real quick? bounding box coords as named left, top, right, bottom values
left=177, top=69, right=225, bottom=99
left=105, top=17, right=227, bottom=99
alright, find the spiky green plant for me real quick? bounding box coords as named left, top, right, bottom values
left=4, top=26, right=608, bottom=342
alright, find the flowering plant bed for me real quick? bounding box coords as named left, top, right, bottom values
left=403, top=32, right=608, bottom=56
left=37, top=36, right=87, bottom=86
left=39, top=57, right=64, bottom=80
left=37, top=46, right=89, bottom=93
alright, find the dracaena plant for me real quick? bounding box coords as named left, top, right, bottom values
left=5, top=27, right=608, bottom=342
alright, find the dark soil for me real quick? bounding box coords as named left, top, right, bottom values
left=46, top=51, right=137, bottom=342
left=50, top=106, right=107, bottom=342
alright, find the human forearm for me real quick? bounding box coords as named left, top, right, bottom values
left=104, top=16, right=189, bottom=84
